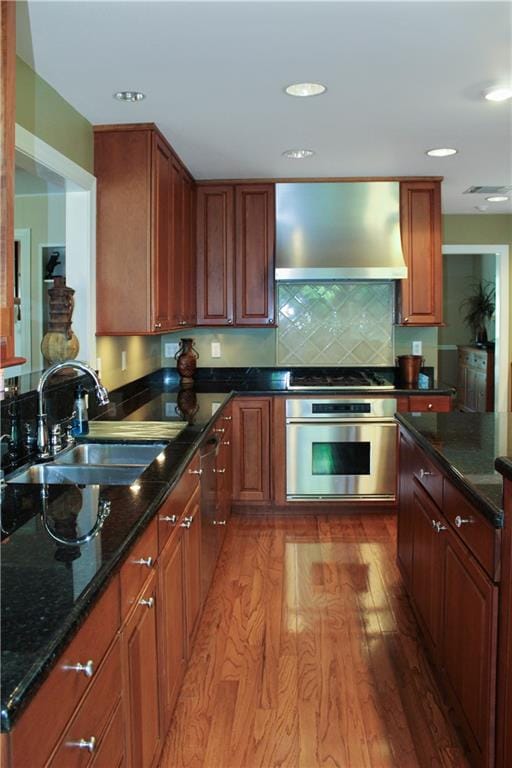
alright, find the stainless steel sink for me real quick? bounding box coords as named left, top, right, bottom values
left=7, top=463, right=144, bottom=486
left=53, top=442, right=167, bottom=466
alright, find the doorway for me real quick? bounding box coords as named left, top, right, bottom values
left=441, top=245, right=509, bottom=412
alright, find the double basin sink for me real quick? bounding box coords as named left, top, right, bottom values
left=7, top=441, right=168, bottom=486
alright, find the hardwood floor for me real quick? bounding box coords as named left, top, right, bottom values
left=159, top=514, right=470, bottom=768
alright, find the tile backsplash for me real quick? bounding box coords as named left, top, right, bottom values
left=277, top=282, right=394, bottom=366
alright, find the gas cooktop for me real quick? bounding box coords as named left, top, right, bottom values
left=285, top=370, right=395, bottom=391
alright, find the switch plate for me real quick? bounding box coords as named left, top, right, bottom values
left=164, top=342, right=179, bottom=358
left=121, top=350, right=127, bottom=371
left=412, top=341, right=422, bottom=356
left=211, top=342, right=221, bottom=358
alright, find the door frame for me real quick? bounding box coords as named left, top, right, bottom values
left=442, top=244, right=510, bottom=412
left=14, top=124, right=97, bottom=369
left=10, top=228, right=32, bottom=376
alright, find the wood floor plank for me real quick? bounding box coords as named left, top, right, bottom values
left=159, top=513, right=471, bottom=768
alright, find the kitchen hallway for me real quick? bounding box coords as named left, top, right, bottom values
left=159, top=514, right=470, bottom=768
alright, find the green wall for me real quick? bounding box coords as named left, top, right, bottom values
left=16, top=56, right=93, bottom=172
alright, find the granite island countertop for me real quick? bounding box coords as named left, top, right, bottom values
left=396, top=411, right=511, bottom=527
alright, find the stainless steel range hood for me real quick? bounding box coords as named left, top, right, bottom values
left=275, top=181, right=407, bottom=280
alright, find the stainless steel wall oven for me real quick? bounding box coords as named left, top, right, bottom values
left=286, top=398, right=397, bottom=500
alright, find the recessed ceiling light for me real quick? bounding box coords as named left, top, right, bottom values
left=285, top=82, right=326, bottom=97
left=483, top=87, right=512, bottom=102
left=485, top=195, right=509, bottom=202
left=282, top=149, right=315, bottom=159
left=114, top=91, right=146, bottom=103
left=426, top=147, right=458, bottom=157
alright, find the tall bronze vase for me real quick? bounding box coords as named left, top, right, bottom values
left=40, top=277, right=79, bottom=370
left=174, top=338, right=199, bottom=383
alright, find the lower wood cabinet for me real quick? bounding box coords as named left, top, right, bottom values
left=497, top=475, right=512, bottom=768
left=122, top=570, right=161, bottom=768
left=398, top=428, right=500, bottom=768
left=232, top=397, right=271, bottom=503
left=396, top=394, right=453, bottom=413
left=457, top=345, right=494, bottom=412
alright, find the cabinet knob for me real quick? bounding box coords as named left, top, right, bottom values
left=160, top=514, right=178, bottom=525
left=222, top=440, right=230, bottom=446
left=227, top=318, right=233, bottom=325
left=420, top=469, right=434, bottom=478
left=213, top=520, right=226, bottom=526
left=427, top=403, right=433, bottom=410
left=222, top=415, right=232, bottom=421
left=433, top=520, right=447, bottom=534
left=178, top=320, right=187, bottom=326
left=454, top=515, right=472, bottom=528
left=188, top=468, right=202, bottom=475
left=181, top=516, right=194, bottom=529
left=154, top=322, right=162, bottom=329
left=133, top=556, right=153, bottom=568
left=139, top=597, right=155, bottom=609
left=403, top=316, right=410, bottom=324
left=67, top=737, right=96, bottom=753
left=63, top=659, right=95, bottom=677
left=214, top=428, right=225, bottom=433
left=213, top=468, right=226, bottom=474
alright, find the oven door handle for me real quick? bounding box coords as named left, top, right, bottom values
left=286, top=418, right=397, bottom=426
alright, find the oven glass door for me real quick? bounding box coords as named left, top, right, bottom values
left=286, top=421, right=397, bottom=499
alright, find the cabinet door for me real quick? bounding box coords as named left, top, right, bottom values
left=171, top=158, right=184, bottom=328
left=397, top=432, right=414, bottom=586
left=234, top=184, right=275, bottom=326
left=196, top=185, right=235, bottom=325
left=441, top=530, right=498, bottom=768
left=158, top=529, right=186, bottom=735
left=182, top=175, right=196, bottom=326
left=183, top=485, right=202, bottom=653
left=152, top=135, right=174, bottom=332
left=411, top=480, right=443, bottom=656
left=122, top=573, right=161, bottom=768
left=399, top=181, right=442, bottom=325
left=232, top=397, right=271, bottom=502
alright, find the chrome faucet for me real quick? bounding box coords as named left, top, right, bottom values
left=36, top=360, right=110, bottom=459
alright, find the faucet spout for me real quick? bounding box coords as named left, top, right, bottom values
left=36, top=360, right=110, bottom=458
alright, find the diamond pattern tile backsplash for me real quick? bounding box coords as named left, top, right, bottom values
left=277, top=282, right=394, bottom=366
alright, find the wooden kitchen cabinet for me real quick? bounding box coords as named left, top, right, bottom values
left=497, top=473, right=512, bottom=768
left=196, top=183, right=275, bottom=326
left=122, top=569, right=161, bottom=768
left=457, top=345, right=494, bottom=412
left=398, top=428, right=500, bottom=768
left=232, top=397, right=272, bottom=503
left=396, top=394, right=453, bottom=413
left=95, top=124, right=195, bottom=334
left=399, top=180, right=443, bottom=325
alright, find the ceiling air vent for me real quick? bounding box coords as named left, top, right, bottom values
left=464, top=185, right=512, bottom=194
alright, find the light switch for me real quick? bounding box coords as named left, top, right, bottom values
left=121, top=350, right=127, bottom=371
left=164, top=342, right=179, bottom=358
left=211, top=342, right=221, bottom=358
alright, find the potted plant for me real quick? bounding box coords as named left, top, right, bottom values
left=459, top=281, right=495, bottom=345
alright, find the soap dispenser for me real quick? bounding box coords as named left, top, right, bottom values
left=71, top=385, right=89, bottom=436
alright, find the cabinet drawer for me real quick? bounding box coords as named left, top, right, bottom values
left=412, top=450, right=443, bottom=509
left=47, top=638, right=122, bottom=768
left=408, top=395, right=452, bottom=412
left=443, top=480, right=500, bottom=580
left=120, top=518, right=158, bottom=619
left=158, top=455, right=200, bottom=551
left=10, top=575, right=120, bottom=768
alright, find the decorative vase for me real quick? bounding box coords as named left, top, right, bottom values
left=175, top=387, right=200, bottom=424
left=41, top=277, right=80, bottom=370
left=475, top=326, right=488, bottom=346
left=174, top=338, right=199, bottom=383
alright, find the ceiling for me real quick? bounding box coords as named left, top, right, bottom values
left=16, top=0, right=512, bottom=214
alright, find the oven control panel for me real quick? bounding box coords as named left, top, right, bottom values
left=286, top=398, right=397, bottom=420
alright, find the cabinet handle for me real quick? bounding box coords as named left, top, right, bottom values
left=213, top=468, right=226, bottom=474
left=154, top=322, right=162, bottom=329
left=214, top=428, right=225, bottom=433
left=67, top=737, right=96, bottom=753
left=222, top=440, right=230, bottom=446
left=420, top=469, right=434, bottom=478
left=227, top=318, right=233, bottom=324
left=433, top=521, right=447, bottom=534
left=181, top=516, right=194, bottom=529
left=188, top=468, right=202, bottom=475
left=403, top=316, right=410, bottom=324
left=160, top=514, right=178, bottom=525
left=178, top=320, right=187, bottom=326
left=427, top=403, right=433, bottom=410
left=454, top=515, right=472, bottom=528
left=431, top=519, right=437, bottom=530
left=133, top=556, right=153, bottom=568
left=213, top=520, right=226, bottom=526
left=139, top=597, right=154, bottom=609
left=63, top=659, right=94, bottom=677
left=222, top=416, right=232, bottom=421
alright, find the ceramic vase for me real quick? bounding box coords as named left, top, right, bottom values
left=175, top=338, right=199, bottom=383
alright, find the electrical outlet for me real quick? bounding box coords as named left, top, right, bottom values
left=121, top=350, right=127, bottom=371
left=211, top=342, right=221, bottom=358
left=164, top=342, right=179, bottom=358
left=412, top=341, right=422, bottom=356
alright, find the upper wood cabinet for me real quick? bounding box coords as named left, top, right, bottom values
left=399, top=180, right=443, bottom=326
left=95, top=124, right=195, bottom=335
left=196, top=183, right=275, bottom=326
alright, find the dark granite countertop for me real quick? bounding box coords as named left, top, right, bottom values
left=396, top=412, right=511, bottom=527
left=495, top=457, right=512, bottom=484
left=0, top=365, right=458, bottom=732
